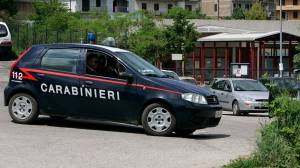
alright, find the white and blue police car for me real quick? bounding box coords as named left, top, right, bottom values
left=4, top=44, right=222, bottom=136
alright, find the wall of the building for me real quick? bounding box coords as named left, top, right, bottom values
left=276, top=0, right=300, bottom=20
left=201, top=0, right=233, bottom=17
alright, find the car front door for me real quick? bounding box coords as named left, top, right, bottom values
left=77, top=49, right=143, bottom=123
left=211, top=80, right=226, bottom=107
left=222, top=80, right=234, bottom=110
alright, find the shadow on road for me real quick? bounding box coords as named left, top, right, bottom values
left=14, top=117, right=231, bottom=140
left=222, top=113, right=270, bottom=118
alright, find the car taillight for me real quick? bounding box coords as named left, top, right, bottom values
left=10, top=47, right=32, bottom=76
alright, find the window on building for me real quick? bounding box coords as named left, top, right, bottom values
left=294, top=11, right=298, bottom=18
left=185, top=5, right=192, bottom=11
left=238, top=4, right=242, bottom=8
left=168, top=4, right=173, bottom=10
left=282, top=11, right=287, bottom=19
left=142, top=3, right=147, bottom=10
left=245, top=4, right=250, bottom=10
left=154, top=3, right=159, bottom=11
left=96, top=0, right=101, bottom=7
left=41, top=49, right=80, bottom=73
left=293, top=0, right=298, bottom=5
left=214, top=4, right=218, bottom=12
left=281, top=0, right=285, bottom=5
left=233, top=3, right=237, bottom=8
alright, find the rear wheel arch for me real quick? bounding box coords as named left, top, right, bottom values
left=6, top=88, right=38, bottom=106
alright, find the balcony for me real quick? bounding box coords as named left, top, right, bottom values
left=276, top=5, right=300, bottom=10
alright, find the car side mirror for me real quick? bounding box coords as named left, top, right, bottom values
left=119, top=72, right=134, bottom=83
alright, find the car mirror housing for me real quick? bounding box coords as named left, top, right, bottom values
left=119, top=72, right=134, bottom=83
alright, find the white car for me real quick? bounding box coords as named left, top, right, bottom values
left=179, top=76, right=198, bottom=85
left=0, top=22, right=12, bottom=53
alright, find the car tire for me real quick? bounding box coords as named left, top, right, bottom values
left=232, top=101, right=241, bottom=116
left=175, top=129, right=196, bottom=137
left=141, top=103, right=176, bottom=136
left=8, top=93, right=39, bottom=124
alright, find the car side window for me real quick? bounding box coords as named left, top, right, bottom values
left=85, top=50, right=126, bottom=79
left=224, top=81, right=232, bottom=92
left=212, top=80, right=225, bottom=90
left=41, top=48, right=80, bottom=73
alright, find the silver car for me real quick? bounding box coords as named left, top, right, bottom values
left=210, top=78, right=269, bottom=115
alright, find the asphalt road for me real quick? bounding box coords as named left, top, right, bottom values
left=0, top=61, right=270, bottom=168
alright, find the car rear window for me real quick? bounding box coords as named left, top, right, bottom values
left=0, top=24, right=8, bottom=37
left=41, top=48, right=80, bottom=73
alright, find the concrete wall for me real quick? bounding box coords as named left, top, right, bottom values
left=201, top=0, right=233, bottom=17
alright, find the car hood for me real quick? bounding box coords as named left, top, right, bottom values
left=235, top=91, right=269, bottom=100
left=144, top=77, right=212, bottom=96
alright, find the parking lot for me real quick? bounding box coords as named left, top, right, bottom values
left=0, top=61, right=269, bottom=168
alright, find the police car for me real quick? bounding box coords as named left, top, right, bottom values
left=4, top=44, right=222, bottom=136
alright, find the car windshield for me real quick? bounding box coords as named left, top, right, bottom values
left=117, top=52, right=167, bottom=78
left=232, top=80, right=268, bottom=91
left=0, top=24, right=8, bottom=37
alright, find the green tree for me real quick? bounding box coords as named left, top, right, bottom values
left=244, top=2, right=267, bottom=20
left=0, top=0, right=17, bottom=16
left=232, top=7, right=245, bottom=19
left=165, top=6, right=206, bottom=19
left=164, top=9, right=200, bottom=56
left=128, top=12, right=166, bottom=62
left=31, top=0, right=80, bottom=30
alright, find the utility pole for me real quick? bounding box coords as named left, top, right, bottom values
left=279, top=0, right=283, bottom=77
left=217, top=0, right=220, bottom=20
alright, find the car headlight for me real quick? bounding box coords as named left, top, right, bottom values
left=181, top=93, right=207, bottom=104
left=241, top=96, right=255, bottom=102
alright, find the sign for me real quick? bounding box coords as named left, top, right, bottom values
left=230, top=63, right=250, bottom=78
left=172, top=54, right=183, bottom=61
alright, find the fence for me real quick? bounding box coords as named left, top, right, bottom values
left=8, top=22, right=100, bottom=55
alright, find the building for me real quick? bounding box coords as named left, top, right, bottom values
left=161, top=20, right=300, bottom=82
left=201, top=0, right=276, bottom=19
left=76, top=0, right=201, bottom=14
left=276, top=0, right=300, bottom=20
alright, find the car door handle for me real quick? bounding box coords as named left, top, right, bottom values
left=85, top=81, right=94, bottom=85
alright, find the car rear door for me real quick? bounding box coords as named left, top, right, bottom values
left=35, top=48, right=83, bottom=116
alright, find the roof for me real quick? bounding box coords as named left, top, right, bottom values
left=162, top=19, right=300, bottom=36
left=36, top=43, right=130, bottom=53
left=83, top=44, right=130, bottom=52
left=198, top=31, right=300, bottom=42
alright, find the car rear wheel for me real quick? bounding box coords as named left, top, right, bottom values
left=141, top=103, right=176, bottom=136
left=232, top=101, right=241, bottom=116
left=8, top=93, right=39, bottom=124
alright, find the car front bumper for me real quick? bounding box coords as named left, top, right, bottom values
left=174, top=102, right=223, bottom=129
left=239, top=100, right=269, bottom=112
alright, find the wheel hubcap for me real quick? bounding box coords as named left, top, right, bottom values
left=147, top=107, right=171, bottom=132
left=11, top=96, right=32, bottom=120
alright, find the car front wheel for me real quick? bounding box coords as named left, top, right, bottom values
left=232, top=101, right=241, bottom=116
left=141, top=103, right=176, bottom=136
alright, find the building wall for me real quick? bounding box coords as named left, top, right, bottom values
left=201, top=0, right=233, bottom=17
left=276, top=0, right=300, bottom=20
